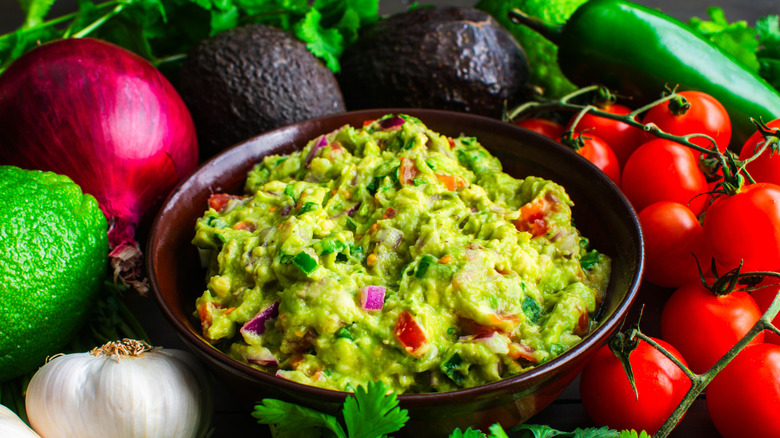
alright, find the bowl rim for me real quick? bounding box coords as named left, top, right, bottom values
left=147, top=108, right=643, bottom=404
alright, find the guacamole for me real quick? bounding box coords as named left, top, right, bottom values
left=192, top=114, right=611, bottom=393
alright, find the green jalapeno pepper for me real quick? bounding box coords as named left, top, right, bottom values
left=509, top=0, right=780, bottom=149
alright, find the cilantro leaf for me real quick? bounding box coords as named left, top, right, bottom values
left=487, top=423, right=511, bottom=438
left=688, top=7, right=760, bottom=72
left=618, top=431, right=652, bottom=438
left=18, top=0, right=57, bottom=28
left=512, top=424, right=623, bottom=438
left=449, top=428, right=490, bottom=438
left=252, top=398, right=347, bottom=438
left=294, top=7, right=343, bottom=72
left=757, top=15, right=780, bottom=90
left=342, top=381, right=408, bottom=438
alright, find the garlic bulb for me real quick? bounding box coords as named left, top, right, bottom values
left=0, top=404, right=41, bottom=438
left=25, top=339, right=213, bottom=438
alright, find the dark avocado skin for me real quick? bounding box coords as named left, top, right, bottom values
left=338, top=7, right=530, bottom=119
left=178, top=24, right=346, bottom=158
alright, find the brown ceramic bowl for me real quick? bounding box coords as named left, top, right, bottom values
left=147, top=109, right=643, bottom=435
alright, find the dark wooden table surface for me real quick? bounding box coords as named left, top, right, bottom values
left=3, top=1, right=773, bottom=436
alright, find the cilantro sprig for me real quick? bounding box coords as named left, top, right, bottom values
left=0, top=0, right=379, bottom=75
left=688, top=8, right=780, bottom=91
left=251, top=381, right=648, bottom=438
left=253, top=381, right=408, bottom=438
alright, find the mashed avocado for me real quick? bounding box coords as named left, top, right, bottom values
left=192, top=114, right=611, bottom=393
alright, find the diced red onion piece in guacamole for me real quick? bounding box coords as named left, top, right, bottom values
left=243, top=347, right=278, bottom=367
left=360, top=285, right=386, bottom=311
left=304, top=135, right=329, bottom=166
left=346, top=202, right=361, bottom=216
left=240, top=301, right=280, bottom=336
left=379, top=116, right=405, bottom=130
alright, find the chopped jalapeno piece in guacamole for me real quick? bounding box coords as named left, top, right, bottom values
left=192, top=114, right=611, bottom=394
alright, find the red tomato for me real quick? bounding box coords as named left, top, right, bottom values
left=661, top=280, right=764, bottom=374
left=638, top=201, right=711, bottom=288
left=568, top=103, right=644, bottom=167
left=642, top=91, right=731, bottom=153
left=738, top=118, right=780, bottom=185
left=706, top=343, right=780, bottom=438
left=207, top=193, right=244, bottom=212
left=579, top=337, right=691, bottom=434
left=750, top=278, right=780, bottom=345
left=394, top=311, right=427, bottom=354
left=515, top=118, right=565, bottom=140
left=702, top=182, right=780, bottom=273
left=566, top=133, right=621, bottom=185
left=620, top=138, right=708, bottom=214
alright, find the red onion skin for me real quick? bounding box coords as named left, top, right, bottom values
left=0, top=38, right=199, bottom=293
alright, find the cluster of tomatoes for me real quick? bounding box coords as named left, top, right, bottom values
left=516, top=91, right=780, bottom=437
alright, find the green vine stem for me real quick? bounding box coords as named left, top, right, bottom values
left=506, top=85, right=768, bottom=195
left=631, top=272, right=780, bottom=438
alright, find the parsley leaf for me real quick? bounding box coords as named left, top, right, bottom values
left=252, top=398, right=347, bottom=438
left=342, top=381, right=408, bottom=438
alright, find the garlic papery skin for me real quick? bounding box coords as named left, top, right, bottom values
left=0, top=404, right=41, bottom=438
left=25, top=339, right=213, bottom=438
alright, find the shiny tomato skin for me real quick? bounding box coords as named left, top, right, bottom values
left=579, top=337, right=690, bottom=434
left=568, top=103, right=644, bottom=167
left=568, top=133, right=621, bottom=185
left=642, top=91, right=731, bottom=153
left=661, top=280, right=764, bottom=374
left=515, top=118, right=565, bottom=140
left=621, top=138, right=708, bottom=214
left=706, top=343, right=780, bottom=438
left=738, top=118, right=780, bottom=185
left=702, top=182, right=780, bottom=273
left=638, top=201, right=711, bottom=288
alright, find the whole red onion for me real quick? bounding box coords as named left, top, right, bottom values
left=0, top=38, right=199, bottom=294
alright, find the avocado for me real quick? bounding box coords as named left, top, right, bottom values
left=337, top=7, right=531, bottom=118
left=178, top=24, right=347, bottom=158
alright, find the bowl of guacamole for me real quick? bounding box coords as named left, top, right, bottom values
left=148, top=109, right=642, bottom=434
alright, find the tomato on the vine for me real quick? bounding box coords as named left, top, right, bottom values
left=567, top=102, right=644, bottom=167
left=702, top=182, right=780, bottom=273
left=579, top=337, right=690, bottom=434
left=706, top=343, right=780, bottom=438
left=638, top=201, right=711, bottom=288
left=564, top=132, right=621, bottom=185
left=620, top=138, right=708, bottom=214
left=738, top=118, right=780, bottom=186
left=661, top=280, right=764, bottom=374
left=515, top=118, right=565, bottom=140
left=642, top=90, right=731, bottom=153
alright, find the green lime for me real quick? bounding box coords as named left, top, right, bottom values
left=477, top=0, right=588, bottom=99
left=0, top=165, right=108, bottom=381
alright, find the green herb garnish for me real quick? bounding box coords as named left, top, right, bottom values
left=1, top=0, right=380, bottom=74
